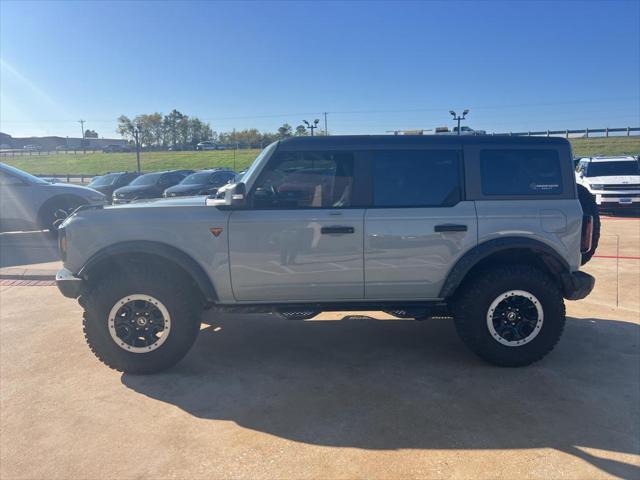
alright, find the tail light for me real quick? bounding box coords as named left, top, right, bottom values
left=581, top=215, right=593, bottom=253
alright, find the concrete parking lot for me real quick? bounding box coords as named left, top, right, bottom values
left=1, top=216, right=638, bottom=479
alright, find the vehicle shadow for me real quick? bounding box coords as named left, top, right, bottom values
left=122, top=313, right=640, bottom=478
left=0, top=231, right=59, bottom=267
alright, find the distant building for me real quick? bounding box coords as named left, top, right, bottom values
left=0, top=132, right=128, bottom=150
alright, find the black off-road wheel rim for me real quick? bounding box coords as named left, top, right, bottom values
left=486, top=290, right=544, bottom=347
left=108, top=295, right=172, bottom=353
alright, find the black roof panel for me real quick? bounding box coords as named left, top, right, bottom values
left=278, top=135, right=570, bottom=149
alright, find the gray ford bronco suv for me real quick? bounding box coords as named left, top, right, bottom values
left=56, top=136, right=598, bottom=374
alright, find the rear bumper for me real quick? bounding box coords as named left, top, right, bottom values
left=56, top=268, right=83, bottom=299
left=561, top=271, right=595, bottom=301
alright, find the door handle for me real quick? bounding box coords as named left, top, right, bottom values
left=434, top=224, right=468, bottom=232
left=321, top=226, right=355, bottom=234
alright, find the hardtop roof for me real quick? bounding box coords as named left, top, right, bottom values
left=277, top=135, right=570, bottom=149
left=586, top=156, right=638, bottom=162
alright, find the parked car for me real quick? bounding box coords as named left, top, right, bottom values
left=575, top=156, right=640, bottom=211
left=196, top=141, right=217, bottom=151
left=23, top=144, right=41, bottom=151
left=56, top=135, right=599, bottom=374
left=163, top=169, right=237, bottom=197
left=41, top=177, right=62, bottom=184
left=111, top=169, right=193, bottom=204
left=103, top=144, right=130, bottom=153
left=453, top=126, right=486, bottom=135
left=87, top=172, right=140, bottom=201
left=213, top=171, right=244, bottom=198
left=0, top=162, right=105, bottom=232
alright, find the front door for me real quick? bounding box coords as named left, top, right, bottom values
left=364, top=148, right=477, bottom=299
left=228, top=149, right=365, bottom=302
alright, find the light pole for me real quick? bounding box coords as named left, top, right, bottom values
left=79, top=119, right=85, bottom=152
left=449, top=109, right=469, bottom=135
left=303, top=119, right=320, bottom=136
left=132, top=123, right=142, bottom=173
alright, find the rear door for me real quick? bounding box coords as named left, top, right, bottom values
left=465, top=143, right=582, bottom=271
left=364, top=147, right=477, bottom=299
left=228, top=149, right=366, bottom=302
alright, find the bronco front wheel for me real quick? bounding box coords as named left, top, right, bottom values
left=82, top=268, right=202, bottom=374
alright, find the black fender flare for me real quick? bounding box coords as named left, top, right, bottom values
left=439, top=237, right=571, bottom=299
left=78, top=240, right=217, bottom=303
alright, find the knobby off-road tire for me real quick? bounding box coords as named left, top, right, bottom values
left=577, top=184, right=600, bottom=265
left=452, top=265, right=566, bottom=367
left=82, top=267, right=202, bottom=374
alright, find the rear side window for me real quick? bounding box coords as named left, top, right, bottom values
left=372, top=150, right=461, bottom=207
left=480, top=149, right=562, bottom=196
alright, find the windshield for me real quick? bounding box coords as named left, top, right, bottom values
left=88, top=173, right=119, bottom=187
left=240, top=142, right=278, bottom=185
left=181, top=172, right=214, bottom=185
left=586, top=161, right=640, bottom=177
left=129, top=172, right=162, bottom=186
left=0, top=163, right=48, bottom=185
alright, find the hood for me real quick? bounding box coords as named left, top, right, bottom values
left=106, top=196, right=208, bottom=209
left=583, top=175, right=640, bottom=185
left=113, top=184, right=157, bottom=197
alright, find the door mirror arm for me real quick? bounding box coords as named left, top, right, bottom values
left=226, top=182, right=247, bottom=208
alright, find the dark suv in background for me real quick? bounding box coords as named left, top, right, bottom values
left=87, top=172, right=140, bottom=202
left=163, top=169, right=237, bottom=197
left=112, top=169, right=193, bottom=204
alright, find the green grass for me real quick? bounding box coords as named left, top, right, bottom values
left=569, top=136, right=640, bottom=157
left=1, top=136, right=638, bottom=176
left=0, top=149, right=262, bottom=175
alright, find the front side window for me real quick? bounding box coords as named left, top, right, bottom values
left=130, top=172, right=162, bottom=186
left=181, top=172, right=213, bottom=185
left=372, top=150, right=461, bottom=207
left=251, top=151, right=354, bottom=209
left=480, top=149, right=562, bottom=196
left=89, top=173, right=119, bottom=187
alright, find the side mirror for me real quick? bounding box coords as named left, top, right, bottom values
left=225, top=182, right=246, bottom=208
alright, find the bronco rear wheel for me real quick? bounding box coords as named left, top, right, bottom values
left=452, top=265, right=566, bottom=367
left=82, top=267, right=201, bottom=374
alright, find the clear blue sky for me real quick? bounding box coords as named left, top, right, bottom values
left=1, top=0, right=639, bottom=138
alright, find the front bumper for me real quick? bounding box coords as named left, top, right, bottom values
left=561, top=271, right=595, bottom=301
left=56, top=268, right=83, bottom=298
left=592, top=191, right=640, bottom=207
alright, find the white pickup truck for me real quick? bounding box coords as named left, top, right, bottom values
left=575, top=156, right=640, bottom=211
